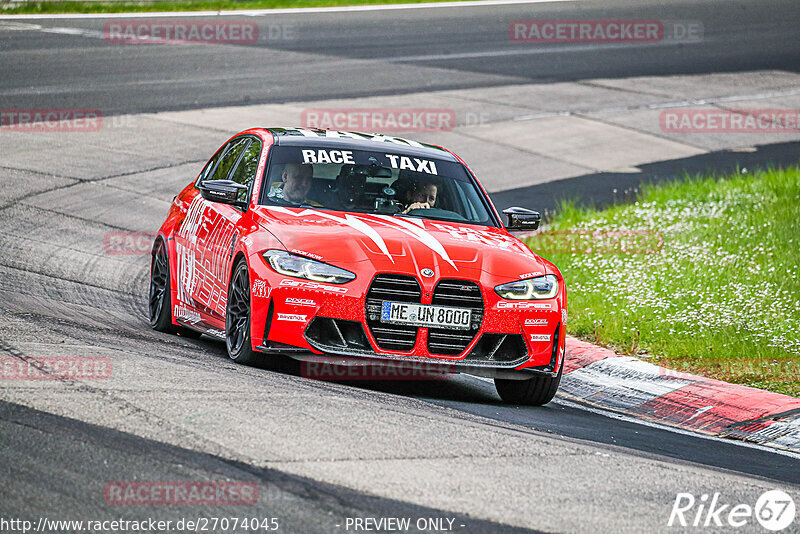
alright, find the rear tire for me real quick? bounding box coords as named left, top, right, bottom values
left=149, top=239, right=203, bottom=339
left=149, top=239, right=174, bottom=333
left=226, top=259, right=261, bottom=365
left=494, top=363, right=562, bottom=406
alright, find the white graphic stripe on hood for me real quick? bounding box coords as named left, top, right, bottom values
left=266, top=207, right=457, bottom=269
left=267, top=206, right=395, bottom=264
left=370, top=214, right=457, bottom=269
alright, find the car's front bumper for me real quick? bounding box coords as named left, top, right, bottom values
left=249, top=253, right=566, bottom=377
left=255, top=339, right=560, bottom=380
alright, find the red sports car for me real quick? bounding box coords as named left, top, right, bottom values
left=150, top=127, right=566, bottom=405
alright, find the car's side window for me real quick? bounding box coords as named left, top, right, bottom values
left=229, top=138, right=263, bottom=204
left=207, top=137, right=250, bottom=183
left=196, top=143, right=229, bottom=185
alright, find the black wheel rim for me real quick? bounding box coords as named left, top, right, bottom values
left=226, top=265, right=250, bottom=356
left=149, top=242, right=168, bottom=325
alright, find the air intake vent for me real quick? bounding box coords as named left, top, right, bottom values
left=464, top=333, right=528, bottom=365
left=365, top=274, right=421, bottom=351
left=305, top=317, right=371, bottom=353
left=428, top=280, right=483, bottom=356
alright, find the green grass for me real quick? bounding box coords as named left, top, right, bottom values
left=1, top=0, right=473, bottom=15
left=524, top=166, right=800, bottom=397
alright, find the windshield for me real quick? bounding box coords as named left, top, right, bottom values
left=260, top=145, right=496, bottom=225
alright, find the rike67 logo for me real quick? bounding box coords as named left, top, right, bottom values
left=669, top=490, right=795, bottom=531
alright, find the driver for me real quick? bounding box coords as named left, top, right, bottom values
left=267, top=163, right=320, bottom=206
left=401, top=180, right=438, bottom=214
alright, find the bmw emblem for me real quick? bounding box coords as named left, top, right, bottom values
left=421, top=268, right=434, bottom=278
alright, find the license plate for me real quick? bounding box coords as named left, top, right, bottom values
left=380, top=301, right=472, bottom=330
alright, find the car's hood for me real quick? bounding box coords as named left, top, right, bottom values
left=252, top=205, right=548, bottom=280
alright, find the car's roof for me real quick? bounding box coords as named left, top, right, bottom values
left=265, top=127, right=459, bottom=162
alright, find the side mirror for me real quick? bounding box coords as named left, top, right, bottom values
left=503, top=207, right=540, bottom=230
left=198, top=180, right=248, bottom=209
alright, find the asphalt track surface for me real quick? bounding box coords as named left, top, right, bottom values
left=1, top=1, right=800, bottom=532
left=0, top=401, right=538, bottom=534
left=0, top=0, right=798, bottom=114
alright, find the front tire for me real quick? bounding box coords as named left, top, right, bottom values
left=494, top=363, right=562, bottom=406
left=226, top=259, right=261, bottom=365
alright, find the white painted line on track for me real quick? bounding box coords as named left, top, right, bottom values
left=468, top=375, right=800, bottom=460
left=40, top=26, right=105, bottom=38
left=0, top=0, right=573, bottom=20
left=385, top=40, right=702, bottom=63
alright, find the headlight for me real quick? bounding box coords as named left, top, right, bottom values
left=495, top=275, right=558, bottom=300
left=262, top=250, right=355, bottom=284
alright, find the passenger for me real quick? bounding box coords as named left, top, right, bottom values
left=401, top=180, right=438, bottom=214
